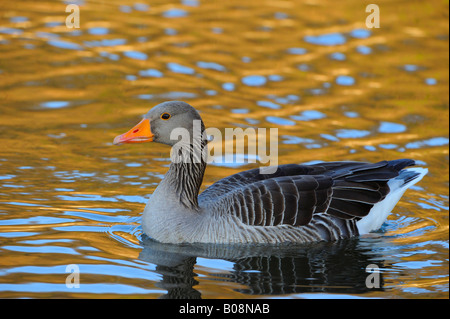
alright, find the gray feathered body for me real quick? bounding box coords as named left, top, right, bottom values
left=117, top=101, right=427, bottom=244
left=143, top=159, right=426, bottom=244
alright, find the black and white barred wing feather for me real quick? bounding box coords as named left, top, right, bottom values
left=200, top=160, right=422, bottom=234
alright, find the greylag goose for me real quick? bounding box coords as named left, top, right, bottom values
left=114, top=101, right=427, bottom=244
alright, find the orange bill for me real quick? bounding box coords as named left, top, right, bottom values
left=113, top=118, right=154, bottom=145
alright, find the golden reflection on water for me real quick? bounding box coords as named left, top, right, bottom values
left=0, top=0, right=448, bottom=298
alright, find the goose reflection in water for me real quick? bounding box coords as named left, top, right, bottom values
left=139, top=236, right=384, bottom=299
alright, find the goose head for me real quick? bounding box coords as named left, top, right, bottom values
left=113, top=101, right=204, bottom=147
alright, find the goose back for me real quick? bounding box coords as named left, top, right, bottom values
left=199, top=159, right=415, bottom=241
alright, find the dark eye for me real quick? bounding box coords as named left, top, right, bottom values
left=161, top=113, right=171, bottom=120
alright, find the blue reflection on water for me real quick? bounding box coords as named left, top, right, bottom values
left=88, top=27, right=109, bottom=35
left=0, top=216, right=72, bottom=226
left=274, top=12, right=288, bottom=20
left=405, top=137, right=449, bottom=149
left=0, top=232, right=39, bottom=238
left=231, top=108, right=249, bottom=114
left=100, top=51, right=120, bottom=60
left=136, top=92, right=197, bottom=100
left=266, top=116, right=295, bottom=126
left=209, top=154, right=261, bottom=168
left=298, top=64, right=312, bottom=72
left=48, top=40, right=83, bottom=50
left=182, top=0, right=199, bottom=6
left=379, top=143, right=398, bottom=149
left=329, top=52, right=346, bottom=61
left=35, top=31, right=59, bottom=39
left=0, top=174, right=15, bottom=180
left=125, top=162, right=143, bottom=167
left=163, top=8, right=188, bottom=18
left=164, top=28, right=177, bottom=35
left=281, top=135, right=315, bottom=144
left=402, top=64, right=420, bottom=72
left=245, top=118, right=259, bottom=125
left=268, top=75, right=284, bottom=82
left=10, top=16, right=29, bottom=23
left=304, top=33, right=346, bottom=46
left=0, top=282, right=157, bottom=295
left=242, top=75, right=267, bottom=86
left=5, top=264, right=158, bottom=282
left=211, top=27, right=223, bottom=34
left=291, top=110, right=326, bottom=121
left=196, top=61, right=227, bottom=72
left=119, top=5, right=131, bottom=13
left=425, top=78, right=437, bottom=85
left=139, top=69, right=163, bottom=77
left=356, top=45, right=372, bottom=55
left=222, top=82, right=235, bottom=91
left=378, top=121, right=407, bottom=133
left=364, top=145, right=377, bottom=151
left=349, top=28, right=371, bottom=39
left=0, top=27, right=23, bottom=35
left=40, top=101, right=70, bottom=109
left=123, top=51, right=148, bottom=60
left=84, top=39, right=126, bottom=47
left=336, top=75, right=355, bottom=86
left=344, top=111, right=359, bottom=118
left=134, top=3, right=149, bottom=11
left=3, top=245, right=80, bottom=255
left=62, top=0, right=85, bottom=5
left=336, top=129, right=370, bottom=138
left=266, top=94, right=299, bottom=105
left=257, top=100, right=281, bottom=109
left=45, top=21, right=63, bottom=27
left=57, top=194, right=117, bottom=202
left=320, top=134, right=339, bottom=142
left=167, top=62, right=195, bottom=74
left=287, top=48, right=307, bottom=55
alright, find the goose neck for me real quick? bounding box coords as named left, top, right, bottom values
left=164, top=160, right=206, bottom=210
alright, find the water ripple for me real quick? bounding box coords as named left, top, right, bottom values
left=304, top=32, right=346, bottom=46
left=242, top=75, right=267, bottom=87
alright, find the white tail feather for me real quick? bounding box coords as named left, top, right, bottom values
left=357, top=167, right=428, bottom=234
